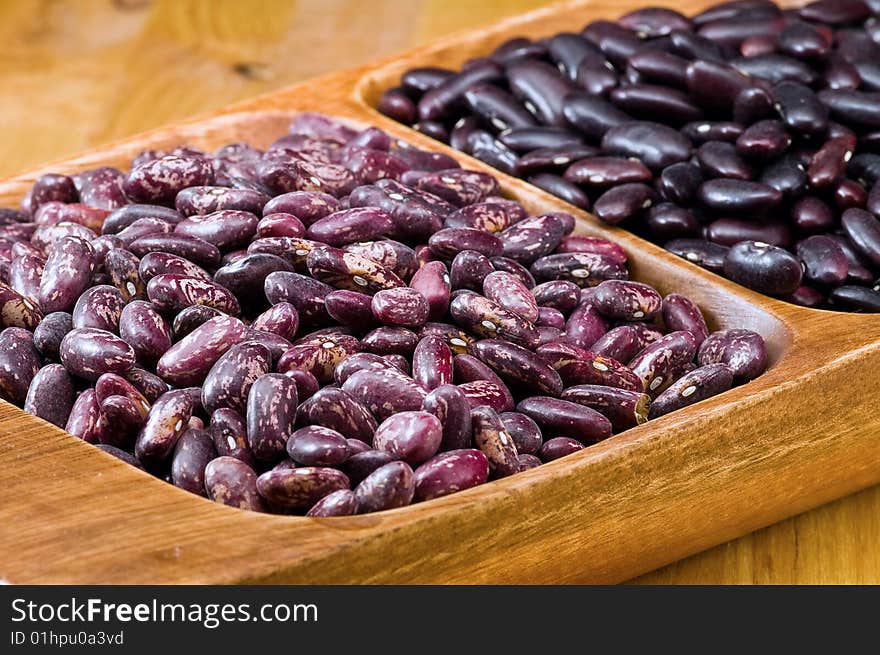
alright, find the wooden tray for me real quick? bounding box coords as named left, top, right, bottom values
left=1, top=0, right=879, bottom=584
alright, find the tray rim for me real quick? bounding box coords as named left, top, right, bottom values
left=1, top=0, right=879, bottom=585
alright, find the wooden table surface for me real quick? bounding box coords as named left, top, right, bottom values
left=2, top=0, right=877, bottom=584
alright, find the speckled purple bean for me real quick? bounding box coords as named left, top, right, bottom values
left=23, top=363, right=75, bottom=428
left=412, top=449, right=489, bottom=502
left=31, top=311, right=71, bottom=360
left=372, top=410, right=442, bottom=465
left=537, top=341, right=643, bottom=391
left=287, top=425, right=351, bottom=467
left=470, top=405, right=519, bottom=478
left=123, top=368, right=169, bottom=404
left=175, top=186, right=268, bottom=217
left=591, top=280, right=663, bottom=321
left=122, top=155, right=214, bottom=204
left=244, top=372, right=298, bottom=465
left=147, top=274, right=240, bottom=316
left=205, top=456, right=266, bottom=512
left=449, top=292, right=539, bottom=349
left=538, top=436, right=584, bottom=462
left=499, top=411, right=543, bottom=455
left=562, top=303, right=608, bottom=350
left=306, top=247, right=406, bottom=295
left=134, top=389, right=193, bottom=466
left=305, top=207, right=394, bottom=248
left=200, top=341, right=271, bottom=415
left=697, top=328, right=767, bottom=383
left=0, top=281, right=42, bottom=330
left=209, top=407, right=254, bottom=467
left=306, top=489, right=358, bottom=517
left=629, top=330, right=699, bottom=393
left=482, top=270, right=539, bottom=324
left=409, top=261, right=450, bottom=321
left=497, top=213, right=571, bottom=265
left=470, top=338, right=563, bottom=396
left=661, top=294, right=710, bottom=346
left=560, top=384, right=650, bottom=432
left=517, top=396, right=612, bottom=444
left=71, top=284, right=125, bottom=333
left=37, top=236, right=94, bottom=313
left=172, top=209, right=259, bottom=251
left=530, top=280, right=581, bottom=314
left=589, top=325, right=643, bottom=362
left=59, top=327, right=135, bottom=381
left=411, top=335, right=453, bottom=391
left=277, top=333, right=361, bottom=384
left=8, top=253, right=44, bottom=301
left=353, top=461, right=414, bottom=513
left=371, top=287, right=430, bottom=328
left=156, top=315, right=248, bottom=386
left=428, top=227, right=503, bottom=260
left=64, top=389, right=102, bottom=442
left=299, top=386, right=377, bottom=444
left=128, top=233, right=221, bottom=269
left=170, top=428, right=217, bottom=496
left=341, top=368, right=427, bottom=422
left=264, top=271, right=332, bottom=326
left=647, top=363, right=734, bottom=418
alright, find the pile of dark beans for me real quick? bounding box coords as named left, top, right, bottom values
left=0, top=113, right=767, bottom=516
left=377, top=0, right=880, bottom=312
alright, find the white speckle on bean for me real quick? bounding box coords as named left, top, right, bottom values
left=681, top=385, right=697, bottom=397
left=571, top=268, right=589, bottom=278
left=592, top=361, right=608, bottom=372
left=174, top=419, right=183, bottom=431
left=649, top=376, right=664, bottom=390
left=632, top=311, right=644, bottom=318
left=481, top=320, right=497, bottom=331
left=388, top=193, right=405, bottom=201
left=552, top=156, right=570, bottom=165
left=353, top=275, right=368, bottom=287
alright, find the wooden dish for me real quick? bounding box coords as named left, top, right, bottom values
left=1, top=0, right=879, bottom=584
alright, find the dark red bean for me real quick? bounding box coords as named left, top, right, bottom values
left=517, top=396, right=612, bottom=444
left=723, top=240, right=803, bottom=295
left=732, top=54, right=817, bottom=85
left=499, top=411, right=543, bottom=455
left=582, top=19, right=642, bottom=67
left=841, top=208, right=880, bottom=267
left=682, top=121, right=745, bottom=144
left=665, top=238, right=729, bottom=274
left=601, top=121, right=693, bottom=170
left=610, top=84, right=703, bottom=124
left=417, top=60, right=503, bottom=122
left=422, top=383, right=472, bottom=451
left=593, top=183, right=657, bottom=225
left=706, top=218, right=793, bottom=248
left=697, top=178, right=783, bottom=214
left=829, top=284, right=880, bottom=311
left=463, top=83, right=537, bottom=132
left=697, top=141, right=754, bottom=180
left=796, top=235, right=849, bottom=286
left=589, top=325, right=642, bottom=362
left=799, top=0, right=870, bottom=25
left=791, top=196, right=835, bottom=233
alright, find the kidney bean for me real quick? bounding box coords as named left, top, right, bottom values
left=611, top=84, right=703, bottom=125
left=817, top=89, right=880, bottom=129
left=530, top=252, right=629, bottom=288
left=279, top=333, right=360, bottom=384
left=582, top=19, right=642, bottom=67
left=517, top=395, right=612, bottom=444
left=146, top=274, right=240, bottom=316
left=460, top=83, right=535, bottom=132
left=795, top=235, right=849, bottom=287
left=22, top=363, right=74, bottom=428
left=515, top=143, right=599, bottom=177
left=561, top=383, right=649, bottom=432
left=411, top=447, right=491, bottom=504
left=706, top=218, right=793, bottom=248
left=100, top=204, right=181, bottom=235
left=174, top=186, right=267, bottom=217
left=352, top=461, right=413, bottom=513
left=368, top=287, right=429, bottom=329
left=98, top=251, right=141, bottom=303
left=340, top=367, right=427, bottom=423
left=697, top=141, right=754, bottom=180
left=286, top=425, right=350, bottom=467
left=172, top=209, right=259, bottom=252
left=169, top=428, right=216, bottom=497
left=664, top=238, right=728, bottom=274
left=723, top=240, right=803, bottom=295
left=246, top=303, right=299, bottom=341
left=469, top=406, right=519, bottom=477
left=170, top=305, right=221, bottom=341
left=800, top=0, right=870, bottom=24
left=57, top=326, right=135, bottom=381
left=593, top=183, right=658, bottom=226
left=116, top=370, right=165, bottom=407
left=115, top=217, right=174, bottom=248
left=377, top=87, right=417, bottom=124
left=502, top=59, right=578, bottom=128
left=255, top=213, right=306, bottom=239
left=449, top=292, right=540, bottom=349
left=302, top=488, right=357, bottom=517
left=537, top=306, right=566, bottom=331
left=129, top=234, right=221, bottom=269
left=829, top=284, right=880, bottom=311
left=498, top=411, right=542, bottom=455
left=205, top=457, right=265, bottom=512
left=560, top=302, right=607, bottom=351
left=653, top=164, right=701, bottom=207
left=538, top=340, right=642, bottom=392
left=771, top=81, right=829, bottom=135
left=648, top=363, right=735, bottom=418
left=64, top=389, right=102, bottom=442
left=257, top=465, right=349, bottom=510
left=536, top=437, right=584, bottom=462
left=400, top=66, right=454, bottom=93
left=698, top=178, right=783, bottom=214
left=658, top=294, right=709, bottom=347
left=0, top=279, right=42, bottom=331
left=627, top=330, right=699, bottom=393
left=133, top=389, right=192, bottom=467
left=469, top=338, right=563, bottom=396
left=321, top=290, right=372, bottom=332
left=785, top=284, right=826, bottom=308
left=36, top=235, right=93, bottom=314
left=841, top=208, right=880, bottom=267
left=7, top=253, right=44, bottom=306
left=345, top=241, right=418, bottom=283
left=28, top=312, right=70, bottom=362
left=496, top=128, right=581, bottom=155
left=698, top=328, right=767, bottom=382
left=599, top=121, right=692, bottom=170
left=449, top=250, right=494, bottom=291
left=417, top=59, right=503, bottom=122
left=360, top=326, right=417, bottom=357
left=199, top=341, right=270, bottom=416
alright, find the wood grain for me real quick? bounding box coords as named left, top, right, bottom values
left=0, top=0, right=878, bottom=584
